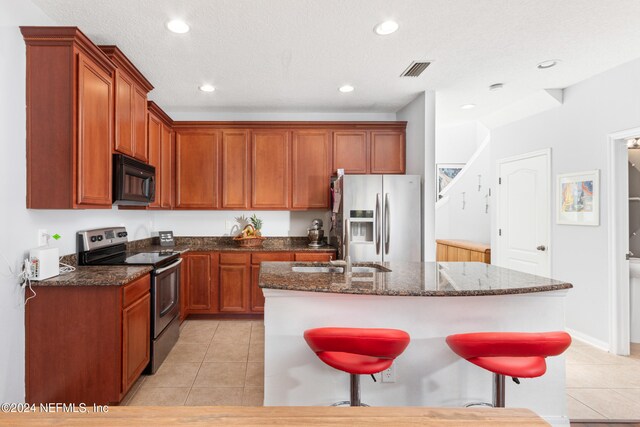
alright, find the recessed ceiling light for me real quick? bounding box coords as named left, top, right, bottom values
left=489, top=83, right=504, bottom=91
left=374, top=20, right=399, bottom=35
left=537, top=60, right=559, bottom=69
left=199, top=84, right=215, bottom=92
left=460, top=104, right=476, bottom=110
left=339, top=85, right=354, bottom=93
left=167, top=19, right=190, bottom=34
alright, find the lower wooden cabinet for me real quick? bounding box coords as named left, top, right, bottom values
left=26, top=274, right=151, bottom=404
left=182, top=250, right=335, bottom=316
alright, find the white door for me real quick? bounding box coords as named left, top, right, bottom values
left=497, top=149, right=551, bottom=277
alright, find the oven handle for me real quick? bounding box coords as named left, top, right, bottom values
left=155, top=258, right=183, bottom=274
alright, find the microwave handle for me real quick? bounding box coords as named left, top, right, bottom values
left=142, top=176, right=155, bottom=201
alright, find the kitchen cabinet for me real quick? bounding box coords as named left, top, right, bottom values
left=252, top=130, right=291, bottom=209
left=436, top=239, right=491, bottom=264
left=26, top=274, right=151, bottom=404
left=221, top=130, right=251, bottom=209
left=294, top=252, right=335, bottom=262
left=250, top=252, right=293, bottom=312
left=175, top=131, right=220, bottom=209
left=100, top=46, right=154, bottom=162
left=332, top=131, right=369, bottom=174
left=370, top=130, right=405, bottom=174
left=122, top=284, right=151, bottom=392
left=147, top=101, right=174, bottom=209
left=219, top=253, right=250, bottom=312
left=291, top=130, right=332, bottom=209
left=184, top=252, right=218, bottom=313
left=22, top=27, right=115, bottom=209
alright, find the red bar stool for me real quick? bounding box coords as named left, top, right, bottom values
left=446, top=331, right=571, bottom=407
left=304, top=327, right=410, bottom=406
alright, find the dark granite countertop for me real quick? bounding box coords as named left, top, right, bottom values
left=259, top=261, right=573, bottom=297
left=164, top=236, right=336, bottom=253
left=34, top=265, right=153, bottom=287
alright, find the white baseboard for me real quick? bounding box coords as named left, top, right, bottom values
left=565, top=327, right=609, bottom=352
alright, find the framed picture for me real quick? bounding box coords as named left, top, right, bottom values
left=436, top=164, right=464, bottom=200
left=557, top=170, right=600, bottom=226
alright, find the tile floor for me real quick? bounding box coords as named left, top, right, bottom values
left=122, top=319, right=264, bottom=406
left=124, top=319, right=640, bottom=422
left=567, top=341, right=640, bottom=421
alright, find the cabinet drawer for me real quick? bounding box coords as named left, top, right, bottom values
left=251, top=253, right=293, bottom=265
left=220, top=253, right=250, bottom=265
left=123, top=274, right=150, bottom=308
left=294, top=252, right=335, bottom=262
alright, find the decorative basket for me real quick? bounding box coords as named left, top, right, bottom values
left=233, top=236, right=266, bottom=248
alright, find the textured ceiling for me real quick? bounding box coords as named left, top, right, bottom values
left=31, top=0, right=640, bottom=124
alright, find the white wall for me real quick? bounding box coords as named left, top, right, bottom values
left=435, top=138, right=491, bottom=244
left=436, top=121, right=488, bottom=165
left=490, top=57, right=640, bottom=346
left=396, top=91, right=436, bottom=261
left=165, top=111, right=396, bottom=122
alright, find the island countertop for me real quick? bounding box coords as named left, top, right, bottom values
left=259, top=261, right=572, bottom=296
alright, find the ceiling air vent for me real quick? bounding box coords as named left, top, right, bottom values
left=400, top=61, right=431, bottom=77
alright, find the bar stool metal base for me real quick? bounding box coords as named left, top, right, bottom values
left=464, top=373, right=506, bottom=408
left=330, top=374, right=370, bottom=407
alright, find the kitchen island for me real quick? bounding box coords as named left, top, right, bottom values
left=259, top=261, right=572, bottom=426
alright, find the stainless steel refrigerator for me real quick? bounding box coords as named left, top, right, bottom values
left=331, top=174, right=422, bottom=262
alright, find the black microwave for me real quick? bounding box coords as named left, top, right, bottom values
left=113, top=154, right=155, bottom=206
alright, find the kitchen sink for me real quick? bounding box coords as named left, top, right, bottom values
left=291, top=265, right=391, bottom=274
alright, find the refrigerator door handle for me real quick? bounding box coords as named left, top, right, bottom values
left=375, top=193, right=381, bottom=255
left=384, top=193, right=390, bottom=255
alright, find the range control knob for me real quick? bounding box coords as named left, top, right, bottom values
left=117, top=232, right=124, bottom=237
left=123, top=232, right=128, bottom=237
left=97, top=235, right=103, bottom=241
left=90, top=236, right=97, bottom=243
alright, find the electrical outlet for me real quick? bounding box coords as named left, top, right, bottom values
left=37, top=229, right=48, bottom=246
left=381, top=364, right=396, bottom=383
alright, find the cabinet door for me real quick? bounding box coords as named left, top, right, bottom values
left=122, top=293, right=150, bottom=393
left=250, top=253, right=293, bottom=312
left=175, top=132, right=220, bottom=209
left=436, top=244, right=448, bottom=262
left=221, top=130, right=250, bottom=209
left=147, top=112, right=162, bottom=208
left=294, top=252, right=335, bottom=262
left=252, top=130, right=290, bottom=209
left=132, top=87, right=148, bottom=162
left=76, top=53, right=113, bottom=207
left=291, top=130, right=331, bottom=209
left=370, top=131, right=405, bottom=174
left=219, top=253, right=250, bottom=313
left=333, top=131, right=368, bottom=174
left=185, top=253, right=212, bottom=311
left=160, top=126, right=173, bottom=208
left=114, top=69, right=134, bottom=157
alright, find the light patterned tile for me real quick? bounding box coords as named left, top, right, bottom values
left=164, top=342, right=209, bottom=364
left=248, top=341, right=264, bottom=362
left=204, top=340, right=250, bottom=362
left=128, top=387, right=189, bottom=406
left=568, top=388, right=640, bottom=419
left=193, top=362, right=247, bottom=387
left=143, top=362, right=200, bottom=388
left=185, top=387, right=244, bottom=406
left=566, top=394, right=606, bottom=420
left=567, top=363, right=640, bottom=389
left=245, top=362, right=264, bottom=387
left=242, top=386, right=264, bottom=406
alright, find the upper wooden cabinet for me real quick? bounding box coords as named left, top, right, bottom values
left=175, top=131, right=220, bottom=209
left=99, top=46, right=153, bottom=162
left=22, top=27, right=116, bottom=209
left=370, top=130, right=405, bottom=174
left=221, top=130, right=251, bottom=209
left=333, top=131, right=369, bottom=174
left=291, top=130, right=332, bottom=209
left=147, top=101, right=173, bottom=209
left=252, top=130, right=291, bottom=209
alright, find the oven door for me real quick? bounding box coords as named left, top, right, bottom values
left=152, top=258, right=182, bottom=338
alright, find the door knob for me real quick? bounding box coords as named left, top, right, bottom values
left=536, top=245, right=546, bottom=251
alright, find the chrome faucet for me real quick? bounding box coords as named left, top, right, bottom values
left=330, top=256, right=352, bottom=275
left=329, top=219, right=352, bottom=275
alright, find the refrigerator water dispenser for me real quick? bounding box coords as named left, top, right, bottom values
left=349, top=210, right=374, bottom=243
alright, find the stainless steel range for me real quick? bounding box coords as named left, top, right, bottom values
left=77, top=227, right=181, bottom=373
